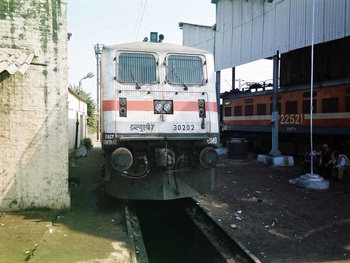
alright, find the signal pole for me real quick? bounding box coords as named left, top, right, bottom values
left=94, top=43, right=103, bottom=141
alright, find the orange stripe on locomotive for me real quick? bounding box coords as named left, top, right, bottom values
left=103, top=100, right=218, bottom=113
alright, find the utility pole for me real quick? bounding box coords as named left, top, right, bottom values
left=75, top=72, right=94, bottom=149
left=94, top=44, right=103, bottom=141
left=269, top=51, right=281, bottom=157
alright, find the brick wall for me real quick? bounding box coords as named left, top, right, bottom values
left=0, top=0, right=70, bottom=210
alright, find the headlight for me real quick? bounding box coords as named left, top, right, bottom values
left=154, top=100, right=173, bottom=114
left=198, top=99, right=206, bottom=118
left=120, top=98, right=127, bottom=106
left=163, top=101, right=172, bottom=112
left=154, top=101, right=163, bottom=112
left=198, top=99, right=205, bottom=107
left=119, top=98, right=127, bottom=117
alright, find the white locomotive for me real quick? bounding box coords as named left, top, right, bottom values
left=100, top=41, right=219, bottom=200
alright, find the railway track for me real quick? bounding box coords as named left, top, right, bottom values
left=184, top=198, right=262, bottom=263
left=127, top=199, right=261, bottom=263
left=124, top=205, right=149, bottom=263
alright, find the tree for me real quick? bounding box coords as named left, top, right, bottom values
left=70, top=85, right=97, bottom=134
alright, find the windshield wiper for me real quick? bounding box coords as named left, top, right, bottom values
left=130, top=70, right=140, bottom=90
left=172, top=69, right=188, bottom=91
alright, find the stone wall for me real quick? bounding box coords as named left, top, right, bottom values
left=0, top=0, right=70, bottom=210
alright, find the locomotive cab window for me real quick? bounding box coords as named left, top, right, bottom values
left=166, top=54, right=205, bottom=86
left=116, top=52, right=157, bottom=84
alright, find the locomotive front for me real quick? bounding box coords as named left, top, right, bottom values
left=100, top=42, right=219, bottom=200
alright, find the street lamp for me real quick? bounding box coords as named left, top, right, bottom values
left=75, top=72, right=94, bottom=149
left=79, top=72, right=94, bottom=93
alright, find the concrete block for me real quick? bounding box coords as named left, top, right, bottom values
left=257, top=154, right=295, bottom=166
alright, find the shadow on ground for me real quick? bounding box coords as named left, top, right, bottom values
left=0, top=146, right=133, bottom=263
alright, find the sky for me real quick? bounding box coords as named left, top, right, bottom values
left=67, top=0, right=272, bottom=99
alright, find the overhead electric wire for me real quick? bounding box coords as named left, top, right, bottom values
left=134, top=0, right=148, bottom=41
left=133, top=1, right=144, bottom=40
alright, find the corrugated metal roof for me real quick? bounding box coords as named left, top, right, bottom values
left=180, top=23, right=215, bottom=53
left=0, top=48, right=34, bottom=75
left=196, top=0, right=350, bottom=71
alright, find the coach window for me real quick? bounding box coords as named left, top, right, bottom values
left=345, top=97, right=350, bottom=112
left=224, top=106, right=232, bottom=116
left=234, top=106, right=242, bottom=116
left=257, top=104, right=266, bottom=115
left=285, top=101, right=298, bottom=114
left=245, top=105, right=253, bottom=116
left=166, top=55, right=205, bottom=86
left=322, top=98, right=338, bottom=113
left=303, top=100, right=317, bottom=113
left=270, top=103, right=281, bottom=114
left=117, top=52, right=157, bottom=84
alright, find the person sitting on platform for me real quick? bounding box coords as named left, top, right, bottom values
left=319, top=144, right=332, bottom=178
left=328, top=151, right=349, bottom=180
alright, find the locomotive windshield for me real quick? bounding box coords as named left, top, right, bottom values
left=117, top=52, right=157, bottom=84
left=167, top=55, right=204, bottom=85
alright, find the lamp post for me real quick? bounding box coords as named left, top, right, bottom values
left=79, top=72, right=94, bottom=93
left=75, top=72, right=94, bottom=149
left=94, top=43, right=103, bottom=141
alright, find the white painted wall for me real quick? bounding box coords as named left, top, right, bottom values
left=68, top=88, right=88, bottom=151
left=0, top=0, right=70, bottom=211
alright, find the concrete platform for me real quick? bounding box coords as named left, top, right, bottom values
left=257, top=154, right=294, bottom=166
left=289, top=173, right=330, bottom=190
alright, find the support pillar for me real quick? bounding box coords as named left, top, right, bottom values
left=216, top=70, right=221, bottom=145
left=269, top=51, right=281, bottom=157
left=231, top=67, right=235, bottom=90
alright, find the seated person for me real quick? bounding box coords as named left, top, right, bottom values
left=318, top=144, right=332, bottom=178
left=328, top=151, right=349, bottom=180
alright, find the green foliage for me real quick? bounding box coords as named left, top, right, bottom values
left=82, top=138, right=93, bottom=150
left=70, top=85, right=97, bottom=133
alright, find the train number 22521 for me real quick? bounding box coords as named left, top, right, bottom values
left=279, top=114, right=303, bottom=125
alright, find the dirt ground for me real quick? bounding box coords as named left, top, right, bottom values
left=0, top=146, right=133, bottom=263
left=195, top=152, right=350, bottom=263
left=2, top=144, right=350, bottom=263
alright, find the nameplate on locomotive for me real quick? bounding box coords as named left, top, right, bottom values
left=130, top=123, right=155, bottom=132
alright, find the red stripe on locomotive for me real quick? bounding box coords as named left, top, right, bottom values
left=102, top=100, right=218, bottom=113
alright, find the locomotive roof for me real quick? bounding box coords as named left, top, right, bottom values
left=103, top=41, right=212, bottom=55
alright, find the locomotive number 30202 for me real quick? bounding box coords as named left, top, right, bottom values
left=173, top=124, right=195, bottom=131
